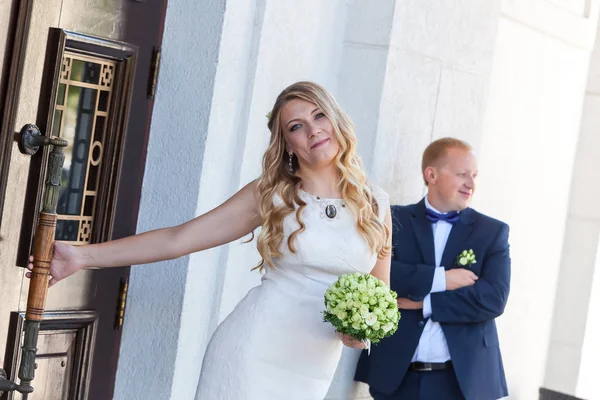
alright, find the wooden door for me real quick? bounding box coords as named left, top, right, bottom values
left=0, top=1, right=167, bottom=398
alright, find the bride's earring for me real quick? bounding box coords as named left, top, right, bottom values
left=288, top=151, right=294, bottom=173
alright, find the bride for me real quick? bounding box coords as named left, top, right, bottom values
left=30, top=81, right=392, bottom=399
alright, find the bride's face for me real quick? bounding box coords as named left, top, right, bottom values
left=280, top=98, right=340, bottom=170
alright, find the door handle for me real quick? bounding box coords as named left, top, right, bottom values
left=0, top=125, right=68, bottom=397
left=16, top=124, right=68, bottom=155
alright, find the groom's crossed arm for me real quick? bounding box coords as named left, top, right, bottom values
left=390, top=260, right=478, bottom=302
left=430, top=223, right=511, bottom=323
left=389, top=259, right=436, bottom=301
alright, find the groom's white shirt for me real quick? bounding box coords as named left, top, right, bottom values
left=411, top=196, right=452, bottom=363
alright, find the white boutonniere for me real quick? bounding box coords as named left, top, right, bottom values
left=456, top=249, right=476, bottom=267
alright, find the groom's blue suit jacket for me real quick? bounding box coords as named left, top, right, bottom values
left=356, top=200, right=511, bottom=400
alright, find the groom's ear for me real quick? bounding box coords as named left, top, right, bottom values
left=424, top=166, right=437, bottom=185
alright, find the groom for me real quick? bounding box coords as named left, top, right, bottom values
left=356, top=138, right=511, bottom=400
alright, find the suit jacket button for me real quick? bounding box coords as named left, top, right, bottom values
left=418, top=320, right=425, bottom=327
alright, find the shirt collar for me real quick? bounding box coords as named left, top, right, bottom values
left=424, top=195, right=460, bottom=215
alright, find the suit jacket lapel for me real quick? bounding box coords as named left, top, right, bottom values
left=409, top=200, right=436, bottom=266
left=440, top=208, right=476, bottom=269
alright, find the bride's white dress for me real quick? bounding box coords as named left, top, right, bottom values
left=195, top=187, right=389, bottom=400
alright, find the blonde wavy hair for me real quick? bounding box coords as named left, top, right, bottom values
left=254, top=81, right=391, bottom=270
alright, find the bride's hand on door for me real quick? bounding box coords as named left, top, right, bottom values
left=26, top=241, right=84, bottom=287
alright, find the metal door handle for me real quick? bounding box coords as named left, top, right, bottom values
left=0, top=125, right=68, bottom=397
left=16, top=124, right=68, bottom=155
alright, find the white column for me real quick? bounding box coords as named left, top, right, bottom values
left=329, top=1, right=502, bottom=399
left=544, top=4, right=600, bottom=397
left=113, top=0, right=227, bottom=399
left=371, top=0, right=501, bottom=204
left=478, top=1, right=600, bottom=398
left=576, top=236, right=600, bottom=399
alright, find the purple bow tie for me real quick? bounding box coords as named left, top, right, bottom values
left=425, top=208, right=459, bottom=224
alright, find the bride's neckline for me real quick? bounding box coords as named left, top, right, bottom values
left=299, top=188, right=344, bottom=202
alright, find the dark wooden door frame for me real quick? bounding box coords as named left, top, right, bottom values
left=0, top=0, right=33, bottom=230
left=86, top=1, right=169, bottom=399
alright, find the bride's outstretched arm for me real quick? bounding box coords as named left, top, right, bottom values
left=30, top=180, right=261, bottom=286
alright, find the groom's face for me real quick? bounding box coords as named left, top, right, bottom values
left=430, top=148, right=478, bottom=212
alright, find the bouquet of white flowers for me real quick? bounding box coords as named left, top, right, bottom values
left=323, top=272, right=401, bottom=348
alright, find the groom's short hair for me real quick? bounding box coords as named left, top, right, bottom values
left=422, top=137, right=472, bottom=185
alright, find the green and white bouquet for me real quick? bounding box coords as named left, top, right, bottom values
left=323, top=272, right=401, bottom=352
